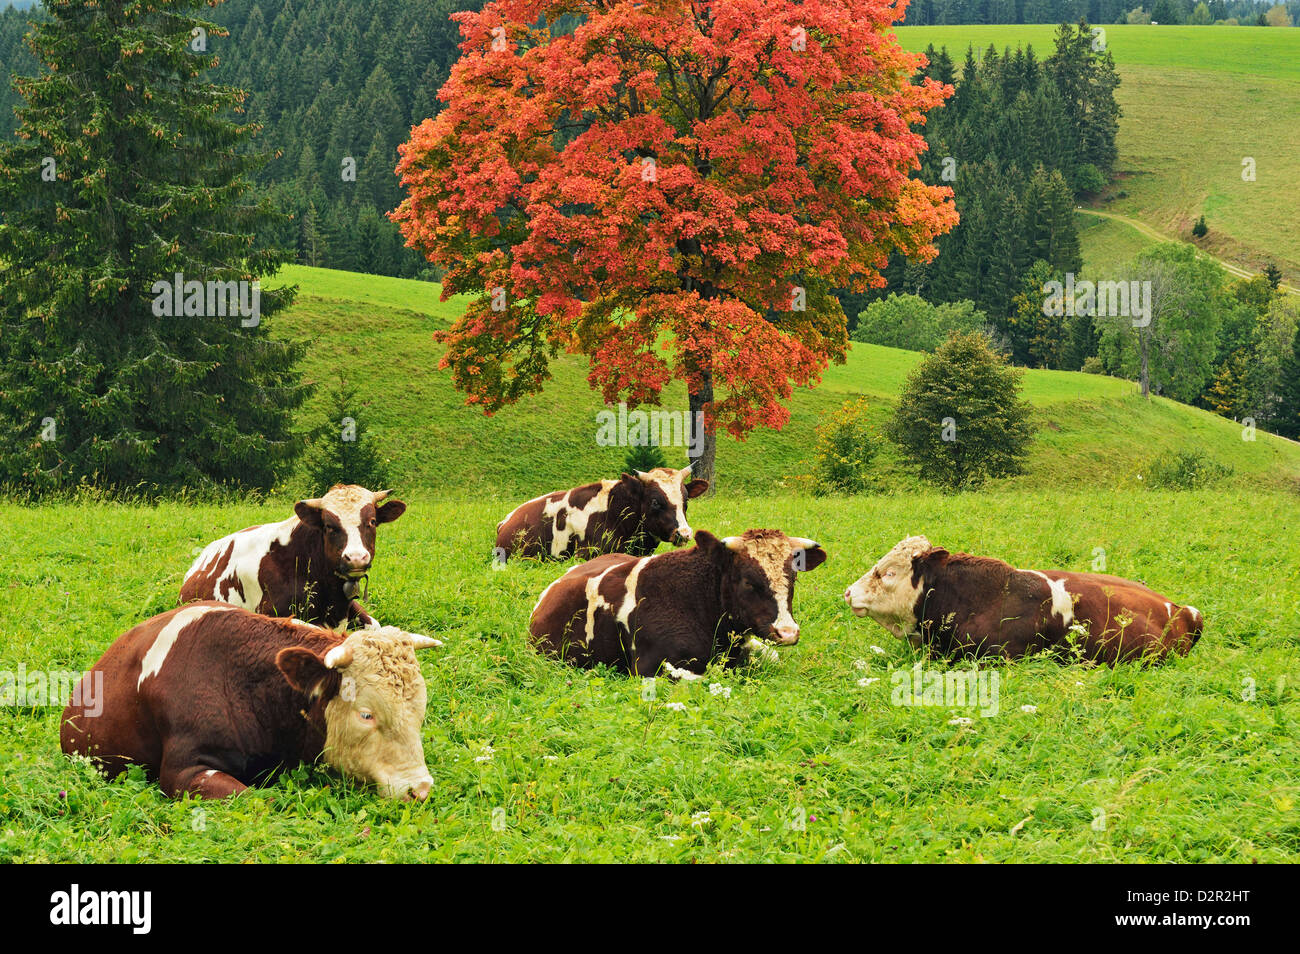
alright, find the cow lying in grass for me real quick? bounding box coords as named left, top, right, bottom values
left=495, top=467, right=708, bottom=561
left=529, top=529, right=827, bottom=677
left=61, top=603, right=440, bottom=800
left=844, top=536, right=1203, bottom=663
left=180, top=484, right=406, bottom=630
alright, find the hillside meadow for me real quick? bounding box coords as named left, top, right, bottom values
left=263, top=266, right=1300, bottom=497
left=2, top=489, right=1297, bottom=862
left=894, top=25, right=1300, bottom=283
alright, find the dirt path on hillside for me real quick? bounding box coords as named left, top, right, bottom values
left=1078, top=208, right=1298, bottom=297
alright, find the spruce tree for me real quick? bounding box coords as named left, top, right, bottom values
left=0, top=0, right=307, bottom=492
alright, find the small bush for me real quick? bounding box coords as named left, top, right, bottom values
left=1081, top=356, right=1105, bottom=375
left=1192, top=215, right=1208, bottom=238
left=623, top=443, right=668, bottom=473
left=1141, top=450, right=1233, bottom=489
left=886, top=331, right=1035, bottom=491
left=299, top=376, right=390, bottom=493
left=1073, top=163, right=1107, bottom=194
left=810, top=398, right=881, bottom=495
left=811, top=400, right=883, bottom=496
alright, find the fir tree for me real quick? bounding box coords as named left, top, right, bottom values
left=0, top=0, right=307, bottom=492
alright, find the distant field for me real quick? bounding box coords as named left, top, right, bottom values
left=263, top=266, right=1300, bottom=497
left=3, top=491, right=1296, bottom=862
left=895, top=25, right=1300, bottom=282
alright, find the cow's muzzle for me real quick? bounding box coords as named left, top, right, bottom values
left=671, top=528, right=693, bottom=546
left=843, top=588, right=871, bottom=617
left=770, top=625, right=800, bottom=646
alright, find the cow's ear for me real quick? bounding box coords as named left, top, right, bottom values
left=794, top=545, right=827, bottom=572
left=376, top=499, right=406, bottom=524
left=914, top=547, right=949, bottom=576
left=685, top=479, right=709, bottom=499
left=294, top=499, right=325, bottom=528
left=694, top=530, right=730, bottom=562
left=276, top=647, right=336, bottom=696
left=619, top=473, right=643, bottom=496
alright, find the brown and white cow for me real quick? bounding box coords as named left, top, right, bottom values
left=61, top=603, right=440, bottom=800
left=844, top=536, right=1203, bottom=664
left=180, top=484, right=406, bottom=630
left=529, top=529, right=827, bottom=677
left=495, top=467, right=708, bottom=562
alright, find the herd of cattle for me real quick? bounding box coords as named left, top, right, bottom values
left=61, top=469, right=1204, bottom=803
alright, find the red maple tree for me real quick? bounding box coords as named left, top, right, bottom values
left=392, top=0, right=957, bottom=484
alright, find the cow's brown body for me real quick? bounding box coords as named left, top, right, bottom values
left=180, top=485, right=405, bottom=630
left=529, top=529, right=826, bottom=676
left=846, top=537, right=1202, bottom=663
left=62, top=604, right=346, bottom=797
left=496, top=468, right=707, bottom=561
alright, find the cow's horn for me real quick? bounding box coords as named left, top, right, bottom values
left=788, top=537, right=820, bottom=550
left=636, top=470, right=650, bottom=478
left=372, top=489, right=393, bottom=504
left=721, top=536, right=743, bottom=551
left=323, top=644, right=354, bottom=670
left=299, top=496, right=324, bottom=509
left=407, top=634, right=442, bottom=651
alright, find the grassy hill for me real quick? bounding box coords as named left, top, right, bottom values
left=894, top=25, right=1300, bottom=284
left=265, top=265, right=1300, bottom=498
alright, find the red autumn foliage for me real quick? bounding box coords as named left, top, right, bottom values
left=392, top=0, right=957, bottom=455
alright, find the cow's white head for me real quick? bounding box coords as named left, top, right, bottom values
left=276, top=626, right=438, bottom=800
left=697, top=529, right=827, bottom=646
left=844, top=536, right=937, bottom=640
left=295, top=485, right=406, bottom=580
left=622, top=466, right=709, bottom=546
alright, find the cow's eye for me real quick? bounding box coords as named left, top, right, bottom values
left=358, top=709, right=375, bottom=723
left=651, top=499, right=662, bottom=510
left=368, top=518, right=377, bottom=528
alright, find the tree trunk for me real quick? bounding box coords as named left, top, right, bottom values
left=1139, top=325, right=1151, bottom=399
left=688, top=371, right=716, bottom=491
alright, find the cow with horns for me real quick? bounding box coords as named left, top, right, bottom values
left=845, top=536, right=1204, bottom=664
left=494, top=466, right=709, bottom=562
left=529, top=529, right=827, bottom=677
left=61, top=603, right=440, bottom=800
left=180, top=484, right=406, bottom=630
